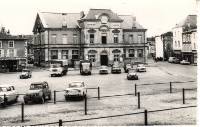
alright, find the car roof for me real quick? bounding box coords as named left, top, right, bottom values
left=31, top=82, right=46, bottom=85
left=69, top=81, right=84, bottom=83
left=0, top=85, right=14, bottom=87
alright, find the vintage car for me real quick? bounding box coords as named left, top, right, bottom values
left=168, top=57, right=180, bottom=64
left=127, top=69, right=138, bottom=80
left=0, top=85, right=18, bottom=106
left=99, top=66, right=109, bottom=74
left=124, top=64, right=132, bottom=73
left=49, top=60, right=68, bottom=77
left=23, top=81, right=51, bottom=104
left=64, top=82, right=86, bottom=100
left=19, top=69, right=32, bottom=79
left=136, top=64, right=146, bottom=72
left=111, top=63, right=121, bottom=74
left=80, top=60, right=92, bottom=75
left=180, top=60, right=190, bottom=65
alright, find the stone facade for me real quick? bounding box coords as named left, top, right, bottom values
left=33, top=9, right=147, bottom=67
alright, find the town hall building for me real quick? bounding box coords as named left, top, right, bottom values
left=32, top=9, right=147, bottom=67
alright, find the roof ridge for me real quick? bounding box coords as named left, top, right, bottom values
left=40, top=12, right=80, bottom=14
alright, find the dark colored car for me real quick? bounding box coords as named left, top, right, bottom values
left=127, top=69, right=138, bottom=80
left=111, top=63, right=121, bottom=74
left=23, top=81, right=51, bottom=104
left=19, top=69, right=32, bottom=79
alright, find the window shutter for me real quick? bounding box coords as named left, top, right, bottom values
left=14, top=49, right=17, bottom=57
left=6, top=49, right=9, bottom=57
left=0, top=49, right=3, bottom=57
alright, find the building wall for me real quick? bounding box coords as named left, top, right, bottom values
left=155, top=36, right=163, bottom=58
left=0, top=40, right=26, bottom=58
left=172, top=27, right=183, bottom=50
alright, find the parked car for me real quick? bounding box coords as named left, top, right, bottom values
left=19, top=69, right=32, bottom=79
left=168, top=57, right=180, bottom=64
left=127, top=69, right=138, bottom=80
left=99, top=66, right=109, bottom=74
left=80, top=60, right=92, bottom=75
left=0, top=85, right=18, bottom=106
left=180, top=60, right=190, bottom=65
left=136, top=64, right=146, bottom=72
left=124, top=64, right=132, bottom=73
left=49, top=60, right=68, bottom=77
left=111, top=62, right=121, bottom=74
left=64, top=82, right=86, bottom=100
left=23, top=81, right=51, bottom=104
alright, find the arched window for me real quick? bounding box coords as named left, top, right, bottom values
left=88, top=50, right=97, bottom=62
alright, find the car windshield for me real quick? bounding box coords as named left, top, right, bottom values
left=51, top=64, right=61, bottom=68
left=138, top=64, right=144, bottom=67
left=30, top=84, right=43, bottom=90
left=69, top=82, right=83, bottom=88
left=129, top=69, right=135, bottom=73
left=101, top=66, right=107, bottom=69
left=0, top=87, right=7, bottom=92
left=22, top=69, right=29, bottom=72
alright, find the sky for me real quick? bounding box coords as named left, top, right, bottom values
left=0, top=0, right=197, bottom=37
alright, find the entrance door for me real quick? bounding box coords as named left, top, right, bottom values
left=100, top=55, right=108, bottom=66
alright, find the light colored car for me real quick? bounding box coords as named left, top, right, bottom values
left=124, top=64, right=132, bottom=73
left=65, top=82, right=86, bottom=100
left=23, top=81, right=51, bottom=104
left=180, top=60, right=190, bottom=65
left=0, top=85, right=18, bottom=106
left=136, top=64, right=146, bottom=72
left=99, top=66, right=109, bottom=74
left=168, top=57, right=180, bottom=64
left=127, top=69, right=138, bottom=80
left=19, top=69, right=32, bottom=79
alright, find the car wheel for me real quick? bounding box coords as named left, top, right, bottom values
left=40, top=97, right=45, bottom=104
left=48, top=94, right=52, bottom=100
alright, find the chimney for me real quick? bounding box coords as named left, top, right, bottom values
left=80, top=11, right=85, bottom=18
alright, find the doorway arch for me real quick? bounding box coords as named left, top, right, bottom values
left=100, top=50, right=108, bottom=66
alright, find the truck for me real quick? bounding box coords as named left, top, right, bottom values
left=79, top=60, right=92, bottom=75
left=49, top=60, right=68, bottom=77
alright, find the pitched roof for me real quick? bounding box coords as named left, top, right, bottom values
left=119, top=15, right=145, bottom=29
left=38, top=12, right=81, bottom=28
left=174, top=15, right=197, bottom=28
left=83, top=9, right=123, bottom=22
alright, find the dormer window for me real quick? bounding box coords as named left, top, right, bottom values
left=101, top=16, right=108, bottom=24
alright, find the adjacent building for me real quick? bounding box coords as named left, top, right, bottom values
left=147, top=37, right=155, bottom=58
left=161, top=32, right=173, bottom=60
left=32, top=9, right=148, bottom=67
left=172, top=15, right=197, bottom=63
left=0, top=33, right=28, bottom=72
left=155, top=36, right=163, bottom=59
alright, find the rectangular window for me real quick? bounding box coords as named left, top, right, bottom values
left=62, top=34, right=68, bottom=44
left=129, top=35, right=133, bottom=43
left=90, top=34, right=94, bottom=44
left=0, top=41, right=2, bottom=48
left=51, top=34, right=57, bottom=44
left=138, top=49, right=143, bottom=57
left=88, top=54, right=95, bottom=62
left=137, top=35, right=142, bottom=43
left=61, top=50, right=68, bottom=59
left=73, top=34, right=78, bottom=44
left=8, top=41, right=14, bottom=48
left=114, top=54, right=120, bottom=61
left=9, top=49, right=14, bottom=57
left=102, top=36, right=107, bottom=44
left=72, top=50, right=79, bottom=59
left=0, top=49, right=1, bottom=57
left=129, top=49, right=135, bottom=57
left=114, top=34, right=119, bottom=43
left=51, top=50, right=58, bottom=59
